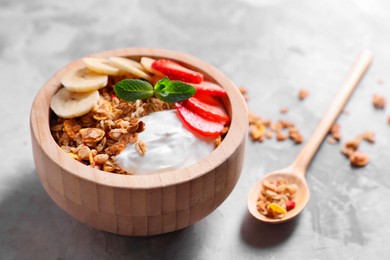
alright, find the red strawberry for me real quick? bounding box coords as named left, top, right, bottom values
left=184, top=95, right=230, bottom=124
left=151, top=59, right=204, bottom=84
left=192, top=81, right=226, bottom=97
left=286, top=200, right=296, bottom=211
left=175, top=102, right=224, bottom=137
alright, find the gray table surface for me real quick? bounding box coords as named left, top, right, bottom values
left=1, top=0, right=390, bottom=259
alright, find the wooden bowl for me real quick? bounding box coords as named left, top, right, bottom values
left=30, top=48, right=248, bottom=236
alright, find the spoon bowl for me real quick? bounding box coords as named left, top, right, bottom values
left=248, top=170, right=310, bottom=224
left=247, top=50, right=373, bottom=224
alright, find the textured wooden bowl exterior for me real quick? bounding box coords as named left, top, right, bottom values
left=30, top=48, right=248, bottom=236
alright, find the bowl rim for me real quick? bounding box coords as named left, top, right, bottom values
left=30, top=47, right=248, bottom=189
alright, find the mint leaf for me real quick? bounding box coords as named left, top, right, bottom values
left=154, top=77, right=196, bottom=103
left=114, top=79, right=154, bottom=102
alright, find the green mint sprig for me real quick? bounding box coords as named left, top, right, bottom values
left=114, top=77, right=196, bottom=104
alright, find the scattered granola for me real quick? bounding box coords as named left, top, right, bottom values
left=248, top=112, right=304, bottom=144
left=372, top=94, right=386, bottom=109
left=257, top=178, right=297, bottom=219
left=298, top=89, right=309, bottom=100
left=248, top=111, right=304, bottom=144
left=349, top=150, right=369, bottom=167
left=239, top=86, right=248, bottom=95
left=327, top=136, right=337, bottom=144
left=327, top=123, right=341, bottom=144
left=239, top=87, right=249, bottom=101
left=340, top=131, right=374, bottom=167
left=361, top=130, right=375, bottom=143
left=280, top=107, right=288, bottom=114
left=276, top=131, right=288, bottom=141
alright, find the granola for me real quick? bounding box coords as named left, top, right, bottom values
left=372, top=94, right=386, bottom=109
left=279, top=107, right=288, bottom=114
left=340, top=131, right=374, bottom=167
left=50, top=86, right=171, bottom=173
left=257, top=178, right=297, bottom=219
left=298, top=89, right=309, bottom=100
left=50, top=57, right=230, bottom=174
left=248, top=111, right=304, bottom=144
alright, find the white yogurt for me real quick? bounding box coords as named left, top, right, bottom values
left=116, top=109, right=215, bottom=175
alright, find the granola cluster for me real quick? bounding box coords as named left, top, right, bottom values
left=248, top=112, right=304, bottom=144
left=298, top=89, right=309, bottom=100
left=372, top=94, right=386, bottom=109
left=340, top=131, right=374, bottom=167
left=50, top=80, right=172, bottom=174
left=327, top=123, right=342, bottom=144
left=257, top=178, right=297, bottom=219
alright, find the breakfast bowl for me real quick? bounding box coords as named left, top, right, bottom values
left=30, top=47, right=248, bottom=236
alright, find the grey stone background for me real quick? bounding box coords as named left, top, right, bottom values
left=1, top=0, right=390, bottom=259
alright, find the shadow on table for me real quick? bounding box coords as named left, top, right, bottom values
left=0, top=167, right=198, bottom=260
left=240, top=211, right=299, bottom=248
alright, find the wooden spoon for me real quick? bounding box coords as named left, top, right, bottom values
left=247, top=50, right=374, bottom=224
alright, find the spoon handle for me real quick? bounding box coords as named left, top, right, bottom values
left=291, top=50, right=374, bottom=176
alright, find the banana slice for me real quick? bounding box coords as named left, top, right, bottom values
left=50, top=88, right=99, bottom=118
left=61, top=67, right=108, bottom=93
left=109, top=57, right=152, bottom=80
left=83, top=57, right=121, bottom=75
left=140, top=57, right=164, bottom=76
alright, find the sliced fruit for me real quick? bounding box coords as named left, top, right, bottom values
left=184, top=95, right=230, bottom=124
left=267, top=203, right=287, bottom=217
left=140, top=57, right=164, bottom=76
left=109, top=57, right=152, bottom=81
left=285, top=200, right=296, bottom=211
left=50, top=88, right=99, bottom=118
left=151, top=59, right=204, bottom=84
left=83, top=57, right=121, bottom=75
left=192, top=81, right=226, bottom=97
left=61, top=67, right=108, bottom=93
left=175, top=102, right=224, bottom=137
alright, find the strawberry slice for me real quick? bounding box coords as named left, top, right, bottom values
left=175, top=102, right=224, bottom=137
left=184, top=95, right=230, bottom=124
left=151, top=59, right=204, bottom=84
left=192, top=81, right=226, bottom=97
left=286, top=200, right=296, bottom=211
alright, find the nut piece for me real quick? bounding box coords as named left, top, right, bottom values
left=135, top=140, right=147, bottom=156
left=349, top=150, right=369, bottom=167
left=288, top=128, right=304, bottom=144
left=239, top=87, right=248, bottom=95
left=345, top=138, right=361, bottom=150
left=239, top=87, right=249, bottom=101
left=373, top=94, right=386, bottom=109
left=276, top=131, right=287, bottom=141
left=361, top=131, right=375, bottom=143
left=298, top=89, right=309, bottom=100
left=327, top=136, right=337, bottom=144
left=330, top=123, right=341, bottom=141
left=63, top=119, right=81, bottom=139
left=340, top=130, right=374, bottom=167
left=214, top=135, right=222, bottom=148
left=79, top=128, right=105, bottom=143
left=250, top=124, right=265, bottom=141
left=280, top=107, right=288, bottom=114
left=341, top=146, right=354, bottom=158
